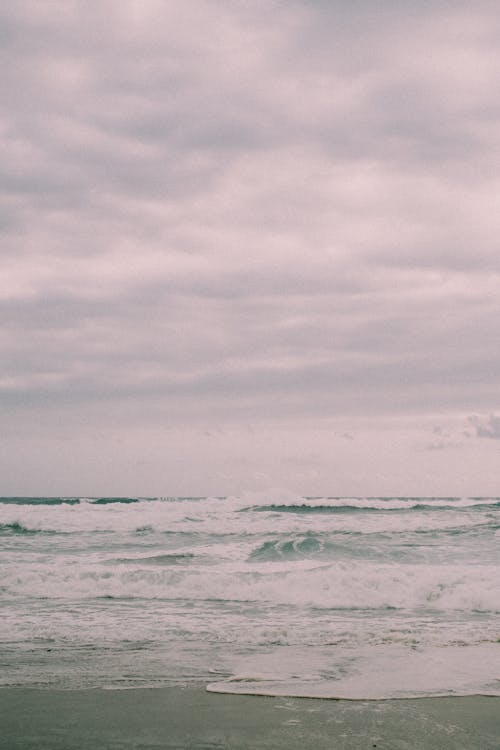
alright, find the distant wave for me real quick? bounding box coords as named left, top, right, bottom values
left=0, top=497, right=81, bottom=506
left=88, top=497, right=141, bottom=505
left=110, top=553, right=196, bottom=566
left=0, top=496, right=143, bottom=506
left=247, top=499, right=500, bottom=514
left=249, top=504, right=372, bottom=514
left=1, top=496, right=499, bottom=509
left=0, top=521, right=58, bottom=535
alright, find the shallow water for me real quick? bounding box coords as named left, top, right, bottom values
left=1, top=493, right=499, bottom=698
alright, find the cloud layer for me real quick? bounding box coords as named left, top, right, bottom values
left=2, top=1, right=500, bottom=493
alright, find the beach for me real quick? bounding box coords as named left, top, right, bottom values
left=1, top=496, right=498, bottom=747
left=1, top=686, right=499, bottom=750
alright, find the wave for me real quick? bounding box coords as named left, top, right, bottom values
left=0, top=499, right=496, bottom=540
left=0, top=497, right=81, bottom=506
left=248, top=535, right=365, bottom=562
left=0, top=497, right=142, bottom=506
left=5, top=558, right=499, bottom=614
left=250, top=504, right=374, bottom=514
left=110, top=553, right=196, bottom=566
left=246, top=499, right=500, bottom=514
left=87, top=497, right=141, bottom=505
left=0, top=496, right=212, bottom=507
left=0, top=522, right=58, bottom=535
left=249, top=536, right=322, bottom=560
left=0, top=496, right=150, bottom=506
left=1, top=495, right=499, bottom=509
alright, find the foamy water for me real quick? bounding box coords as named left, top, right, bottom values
left=1, top=494, right=499, bottom=698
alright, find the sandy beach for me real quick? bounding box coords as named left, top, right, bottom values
left=1, top=686, right=499, bottom=750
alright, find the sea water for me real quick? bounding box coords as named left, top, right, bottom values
left=1, top=493, right=498, bottom=699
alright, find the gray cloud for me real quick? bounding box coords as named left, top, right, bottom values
left=2, top=0, right=500, bottom=493
left=469, top=414, right=500, bottom=440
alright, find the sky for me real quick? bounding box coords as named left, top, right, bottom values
left=2, top=0, right=500, bottom=497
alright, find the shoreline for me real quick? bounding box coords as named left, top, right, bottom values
left=1, top=685, right=499, bottom=749
left=206, top=680, right=500, bottom=701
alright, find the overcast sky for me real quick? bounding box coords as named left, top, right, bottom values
left=2, top=0, right=500, bottom=496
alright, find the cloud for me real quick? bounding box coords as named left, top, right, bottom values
left=469, top=414, right=500, bottom=440
left=2, top=0, right=500, bottom=492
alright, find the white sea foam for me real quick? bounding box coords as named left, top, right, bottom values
left=0, top=494, right=495, bottom=536
left=4, top=551, right=499, bottom=614
left=207, top=644, right=500, bottom=699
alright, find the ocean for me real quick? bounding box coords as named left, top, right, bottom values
left=1, top=493, right=499, bottom=701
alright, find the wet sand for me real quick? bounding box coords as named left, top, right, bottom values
left=0, top=685, right=499, bottom=749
